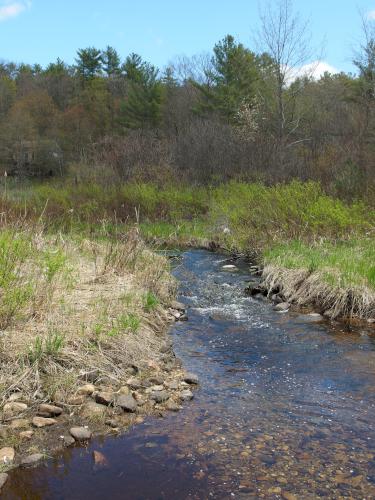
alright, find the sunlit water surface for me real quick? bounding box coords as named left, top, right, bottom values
left=4, top=250, right=375, bottom=499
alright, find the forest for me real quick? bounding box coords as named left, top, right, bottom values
left=0, top=2, right=374, bottom=203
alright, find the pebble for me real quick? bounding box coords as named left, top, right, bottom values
left=0, top=447, right=15, bottom=464
left=69, top=427, right=92, bottom=441
left=32, top=417, right=57, bottom=428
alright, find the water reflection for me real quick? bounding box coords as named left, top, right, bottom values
left=4, top=250, right=375, bottom=499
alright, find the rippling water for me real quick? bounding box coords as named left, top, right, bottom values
left=4, top=250, right=375, bottom=499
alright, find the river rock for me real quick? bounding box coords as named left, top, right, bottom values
left=166, top=401, right=181, bottom=412
left=164, top=380, right=179, bottom=390
left=118, top=386, right=130, bottom=395
left=77, top=384, right=96, bottom=396
left=70, top=427, right=92, bottom=441
left=171, top=300, right=185, bottom=311
left=81, top=401, right=107, bottom=417
left=32, top=417, right=57, bottom=428
left=274, top=302, right=290, bottom=312
left=183, top=373, right=199, bottom=385
left=222, top=264, right=238, bottom=270
left=20, top=453, right=44, bottom=467
left=37, top=404, right=63, bottom=417
left=63, top=435, right=75, bottom=447
left=95, top=392, right=114, bottom=406
left=19, top=430, right=34, bottom=440
left=7, top=393, right=23, bottom=402
left=148, top=375, right=164, bottom=385
left=67, top=395, right=86, bottom=405
left=180, top=389, right=194, bottom=401
left=116, top=394, right=137, bottom=413
left=3, top=402, right=28, bottom=418
left=9, top=419, right=29, bottom=429
left=93, top=450, right=109, bottom=471
left=0, top=447, right=15, bottom=463
left=367, top=318, right=375, bottom=324
left=0, top=473, right=8, bottom=492
left=78, top=370, right=100, bottom=383
left=151, top=391, right=169, bottom=403
left=126, top=377, right=142, bottom=390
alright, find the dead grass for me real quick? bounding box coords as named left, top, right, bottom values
left=262, top=264, right=375, bottom=320
left=0, top=226, right=176, bottom=409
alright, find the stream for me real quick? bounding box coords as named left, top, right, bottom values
left=3, top=250, right=375, bottom=499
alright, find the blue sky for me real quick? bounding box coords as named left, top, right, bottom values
left=1, top=0, right=375, bottom=74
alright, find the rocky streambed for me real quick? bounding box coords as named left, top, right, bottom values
left=2, top=250, right=375, bottom=499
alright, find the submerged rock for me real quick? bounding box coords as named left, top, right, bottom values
left=274, top=302, right=290, bottom=312
left=0, top=473, right=8, bottom=492
left=20, top=453, right=44, bottom=467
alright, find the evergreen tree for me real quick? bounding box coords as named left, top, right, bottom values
left=75, top=47, right=102, bottom=80
left=102, top=46, right=121, bottom=77
left=195, top=35, right=261, bottom=122
left=120, top=55, right=164, bottom=129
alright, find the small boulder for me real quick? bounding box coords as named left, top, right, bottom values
left=70, top=427, right=92, bottom=441
left=32, top=417, right=57, bottom=428
left=0, top=447, right=15, bottom=464
left=274, top=302, right=290, bottom=312
left=116, top=394, right=137, bottom=413
left=20, top=453, right=44, bottom=467
left=67, top=395, right=86, bottom=405
left=180, top=389, right=194, bottom=401
left=37, top=404, right=62, bottom=417
left=183, top=373, right=199, bottom=385
left=95, top=392, right=114, bottom=406
left=81, top=401, right=107, bottom=418
left=0, top=473, right=8, bottom=492
left=77, top=384, right=96, bottom=396
left=151, top=391, right=169, bottom=403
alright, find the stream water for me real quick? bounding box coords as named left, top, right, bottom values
left=4, top=250, right=375, bottom=499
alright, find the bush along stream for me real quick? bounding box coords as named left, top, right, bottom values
left=2, top=249, right=375, bottom=499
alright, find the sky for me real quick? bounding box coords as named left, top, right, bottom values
left=1, top=0, right=375, bottom=75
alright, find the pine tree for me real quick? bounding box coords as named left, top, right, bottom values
left=75, top=47, right=102, bottom=80
left=102, top=46, right=121, bottom=77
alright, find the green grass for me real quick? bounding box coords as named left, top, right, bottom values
left=264, top=239, right=375, bottom=290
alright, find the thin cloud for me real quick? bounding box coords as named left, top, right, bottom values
left=0, top=1, right=31, bottom=22
left=367, top=10, right=375, bottom=20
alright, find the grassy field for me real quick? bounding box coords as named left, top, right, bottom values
left=1, top=177, right=374, bottom=318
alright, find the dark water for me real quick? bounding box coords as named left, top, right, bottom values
left=4, top=250, right=375, bottom=499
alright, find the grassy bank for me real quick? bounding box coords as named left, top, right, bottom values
left=1, top=178, right=375, bottom=320
left=0, top=223, right=200, bottom=468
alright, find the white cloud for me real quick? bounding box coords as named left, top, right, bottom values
left=0, top=1, right=31, bottom=22
left=286, top=61, right=339, bottom=84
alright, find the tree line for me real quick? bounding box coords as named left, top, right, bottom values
left=0, top=0, right=374, bottom=201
